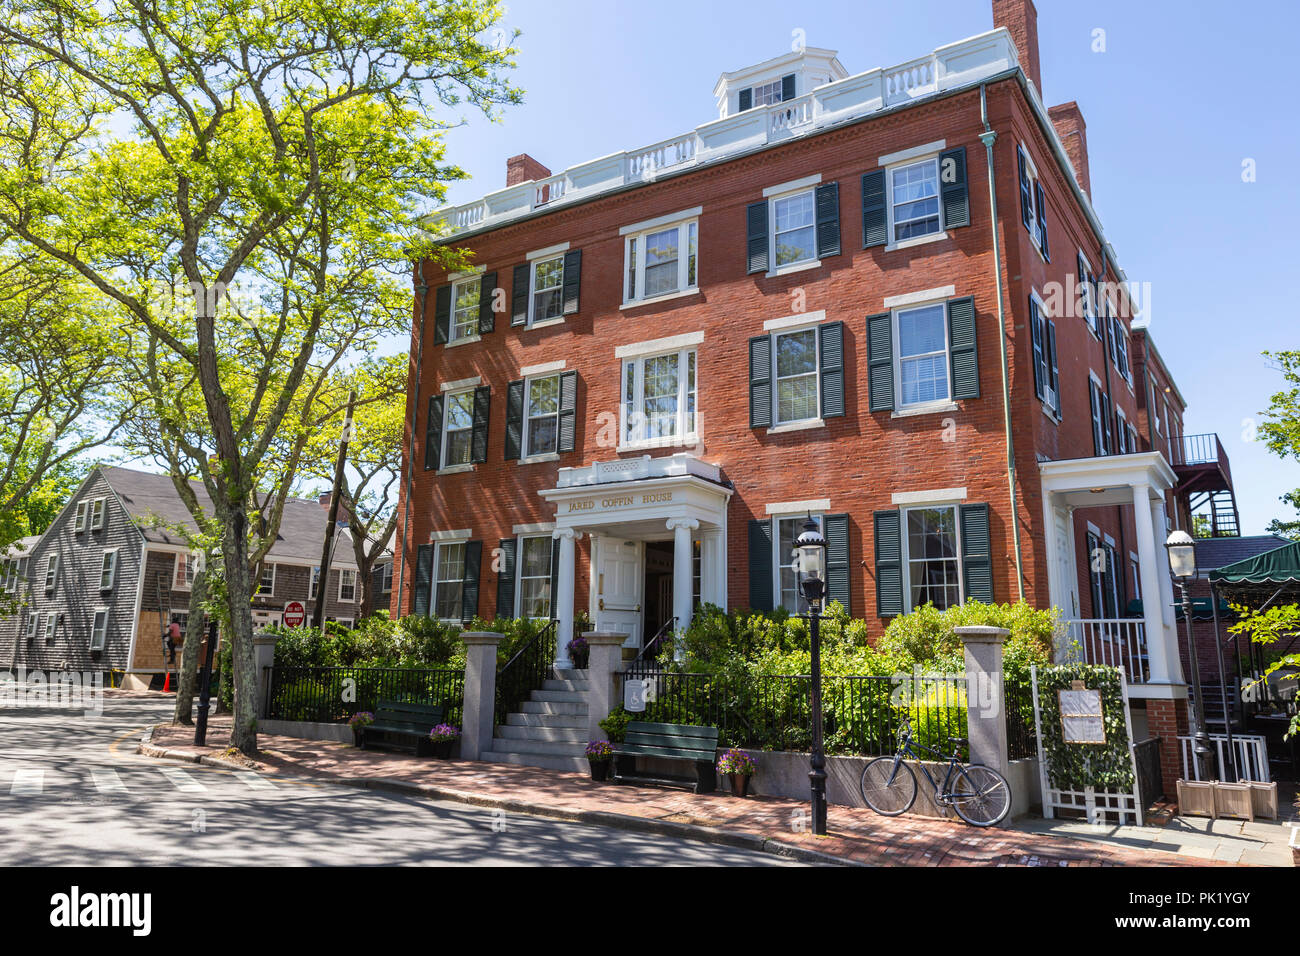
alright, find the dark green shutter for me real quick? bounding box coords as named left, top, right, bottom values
left=739, top=87, right=752, bottom=112
left=562, top=249, right=582, bottom=314
left=747, top=518, right=773, bottom=612
left=1046, top=319, right=1060, bottom=416
left=748, top=335, right=772, bottom=428
left=866, top=312, right=894, bottom=412
left=815, top=182, right=840, bottom=258
left=496, top=538, right=517, bottom=619
left=824, top=513, right=850, bottom=615
left=939, top=146, right=969, bottom=228
left=1034, top=180, right=1049, bottom=260
left=960, top=503, right=993, bottom=605
left=424, top=394, right=444, bottom=471
left=1029, top=297, right=1045, bottom=402
left=460, top=540, right=482, bottom=625
left=433, top=284, right=452, bottom=345
left=504, top=379, right=524, bottom=460
left=470, top=385, right=490, bottom=464
left=818, top=321, right=844, bottom=419
left=746, top=201, right=769, bottom=274
left=946, top=296, right=979, bottom=400
left=1102, top=390, right=1113, bottom=454
left=413, top=544, right=433, bottom=618
left=1089, top=380, right=1103, bottom=456
left=1017, top=145, right=1032, bottom=230
left=861, top=169, right=887, bottom=247
left=477, top=271, right=497, bottom=334
left=873, top=510, right=904, bottom=617
left=557, top=370, right=578, bottom=453
left=781, top=73, right=796, bottom=101
left=511, top=263, right=529, bottom=326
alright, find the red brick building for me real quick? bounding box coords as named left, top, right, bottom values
left=392, top=0, right=1243, bottom=780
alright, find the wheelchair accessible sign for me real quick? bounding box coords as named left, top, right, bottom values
left=623, top=678, right=657, bottom=712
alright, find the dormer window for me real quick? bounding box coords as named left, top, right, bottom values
left=739, top=74, right=794, bottom=111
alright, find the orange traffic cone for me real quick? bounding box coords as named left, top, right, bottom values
left=163, top=671, right=171, bottom=693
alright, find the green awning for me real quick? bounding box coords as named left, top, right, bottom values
left=1208, top=540, right=1300, bottom=586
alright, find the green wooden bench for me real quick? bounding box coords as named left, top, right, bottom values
left=613, top=720, right=718, bottom=794
left=359, top=700, right=447, bottom=756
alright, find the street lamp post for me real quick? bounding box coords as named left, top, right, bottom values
left=795, top=514, right=828, bottom=836
left=1165, top=530, right=1215, bottom=781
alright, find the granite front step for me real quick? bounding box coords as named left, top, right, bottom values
left=542, top=678, right=592, bottom=692
left=495, top=724, right=587, bottom=743
left=504, top=712, right=587, bottom=729
left=490, top=738, right=588, bottom=758
left=480, top=751, right=589, bottom=773
left=519, top=700, right=587, bottom=716
left=530, top=688, right=588, bottom=703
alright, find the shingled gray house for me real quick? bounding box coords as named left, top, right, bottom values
left=0, top=466, right=381, bottom=686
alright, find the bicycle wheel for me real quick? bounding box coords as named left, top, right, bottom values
left=859, top=756, right=917, bottom=816
left=948, top=764, right=1011, bottom=827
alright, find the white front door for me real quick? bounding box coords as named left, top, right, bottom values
left=1054, top=507, right=1079, bottom=618
left=594, top=538, right=643, bottom=649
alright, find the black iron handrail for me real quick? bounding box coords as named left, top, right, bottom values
left=634, top=616, right=677, bottom=665
left=495, top=619, right=557, bottom=725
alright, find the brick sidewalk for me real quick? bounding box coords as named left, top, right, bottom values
left=144, top=719, right=1227, bottom=867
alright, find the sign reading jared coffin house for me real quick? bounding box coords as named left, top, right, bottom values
left=1058, top=687, right=1106, bottom=744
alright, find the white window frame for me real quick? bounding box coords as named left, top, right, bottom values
left=309, top=565, right=321, bottom=600
left=257, top=563, right=276, bottom=597
left=768, top=186, right=819, bottom=273
left=338, top=568, right=357, bottom=603
left=441, top=387, right=476, bottom=470
left=450, top=275, right=481, bottom=343
left=886, top=154, right=944, bottom=245
left=1115, top=407, right=1129, bottom=454
left=433, top=540, right=467, bottom=623
left=620, top=347, right=698, bottom=449
left=523, top=372, right=562, bottom=459
left=515, top=534, right=554, bottom=620
left=24, top=612, right=39, bottom=641
left=1, top=559, right=15, bottom=593
left=90, top=608, right=109, bottom=651
left=1078, top=250, right=1100, bottom=336
left=99, top=549, right=119, bottom=591
left=173, top=552, right=202, bottom=590
left=1019, top=144, right=1047, bottom=258
left=1129, top=551, right=1142, bottom=602
left=89, top=498, right=106, bottom=531
left=44, top=553, right=59, bottom=592
left=43, top=612, right=58, bottom=642
left=751, top=77, right=783, bottom=108
left=774, top=512, right=823, bottom=615
left=333, top=617, right=355, bottom=630
left=1114, top=320, right=1132, bottom=386
left=74, top=501, right=88, bottom=534
left=528, top=254, right=565, bottom=326
left=893, top=299, right=952, bottom=412
left=380, top=562, right=393, bottom=594
left=900, top=501, right=965, bottom=613
left=766, top=323, right=822, bottom=429
left=170, top=609, right=190, bottom=639
left=622, top=214, right=699, bottom=305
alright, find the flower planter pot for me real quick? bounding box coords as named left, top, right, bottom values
left=1213, top=781, right=1255, bottom=821
left=429, top=739, right=455, bottom=759
left=589, top=760, right=610, bottom=782
left=1248, top=780, right=1279, bottom=820
left=1175, top=779, right=1216, bottom=818
left=570, top=650, right=590, bottom=670
left=352, top=729, right=364, bottom=748
left=726, top=773, right=752, bottom=798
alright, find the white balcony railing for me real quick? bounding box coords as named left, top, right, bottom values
left=429, top=30, right=1018, bottom=235
left=556, top=452, right=721, bottom=489
left=1179, top=734, right=1270, bottom=783
left=1059, top=618, right=1150, bottom=684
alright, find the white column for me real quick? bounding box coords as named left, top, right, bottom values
left=667, top=518, right=699, bottom=647
left=1131, top=482, right=1171, bottom=686
left=553, top=528, right=579, bottom=670
left=1041, top=490, right=1061, bottom=614
left=1150, top=494, right=1186, bottom=684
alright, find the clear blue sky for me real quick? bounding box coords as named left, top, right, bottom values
left=434, top=0, right=1300, bottom=536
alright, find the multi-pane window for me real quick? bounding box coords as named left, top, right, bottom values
left=624, top=219, right=698, bottom=303
left=1113, top=319, right=1131, bottom=382
left=339, top=569, right=357, bottom=603
left=772, top=191, right=816, bottom=267
left=774, top=329, right=818, bottom=424
left=904, top=505, right=961, bottom=611
left=90, top=609, right=109, bottom=651
left=890, top=159, right=941, bottom=241
left=751, top=78, right=783, bottom=107
left=44, top=554, right=58, bottom=592
left=896, top=304, right=950, bottom=408
left=1089, top=379, right=1110, bottom=456
left=776, top=514, right=822, bottom=613
left=173, top=552, right=200, bottom=590
left=621, top=349, right=697, bottom=445
left=381, top=562, right=394, bottom=594
left=74, top=501, right=88, bottom=533
left=24, top=612, right=39, bottom=641
left=309, top=566, right=321, bottom=600
left=1086, top=532, right=1120, bottom=618
left=99, top=550, right=118, bottom=591
left=530, top=256, right=565, bottom=324
left=450, top=277, right=481, bottom=342
left=257, top=564, right=275, bottom=596
left=434, top=542, right=466, bottom=621
left=442, top=390, right=476, bottom=467
left=1115, top=408, right=1130, bottom=454
left=44, top=612, right=58, bottom=642
left=517, top=535, right=553, bottom=618
left=90, top=498, right=106, bottom=530
left=525, top=375, right=560, bottom=457
left=170, top=610, right=190, bottom=639
left=1, top=559, right=18, bottom=592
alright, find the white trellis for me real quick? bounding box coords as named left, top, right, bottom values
left=1031, top=665, right=1144, bottom=826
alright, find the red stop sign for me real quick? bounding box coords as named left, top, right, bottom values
left=283, top=601, right=306, bottom=628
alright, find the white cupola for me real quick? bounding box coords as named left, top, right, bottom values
left=713, top=47, right=849, bottom=119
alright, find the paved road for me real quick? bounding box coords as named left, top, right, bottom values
left=0, top=692, right=797, bottom=866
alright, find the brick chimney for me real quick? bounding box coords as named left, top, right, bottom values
left=1048, top=101, right=1091, bottom=198
left=993, top=0, right=1041, bottom=93
left=506, top=153, right=551, bottom=187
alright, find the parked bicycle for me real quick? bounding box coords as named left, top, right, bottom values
left=859, top=715, right=1011, bottom=827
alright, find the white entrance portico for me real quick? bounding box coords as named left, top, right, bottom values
left=539, top=453, right=732, bottom=667
left=1038, top=451, right=1186, bottom=700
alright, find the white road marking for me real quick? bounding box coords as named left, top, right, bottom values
left=158, top=767, right=206, bottom=793
left=10, top=769, right=44, bottom=795
left=91, top=768, right=128, bottom=793
left=235, top=772, right=275, bottom=791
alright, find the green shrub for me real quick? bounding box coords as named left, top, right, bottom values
left=599, top=706, right=633, bottom=743
left=876, top=600, right=1056, bottom=680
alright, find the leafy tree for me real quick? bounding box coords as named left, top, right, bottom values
left=1260, top=351, right=1300, bottom=539
left=0, top=0, right=519, bottom=753
left=1228, top=603, right=1300, bottom=739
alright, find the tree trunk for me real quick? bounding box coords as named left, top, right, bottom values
left=172, top=568, right=208, bottom=724
left=216, top=503, right=259, bottom=755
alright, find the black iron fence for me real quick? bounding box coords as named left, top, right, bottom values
left=265, top=666, right=464, bottom=726
left=496, top=619, right=556, bottom=726
left=1134, top=736, right=1164, bottom=809
left=1004, top=678, right=1039, bottom=760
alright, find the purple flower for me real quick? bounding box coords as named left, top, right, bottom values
left=428, top=723, right=460, bottom=742
left=585, top=740, right=614, bottom=760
